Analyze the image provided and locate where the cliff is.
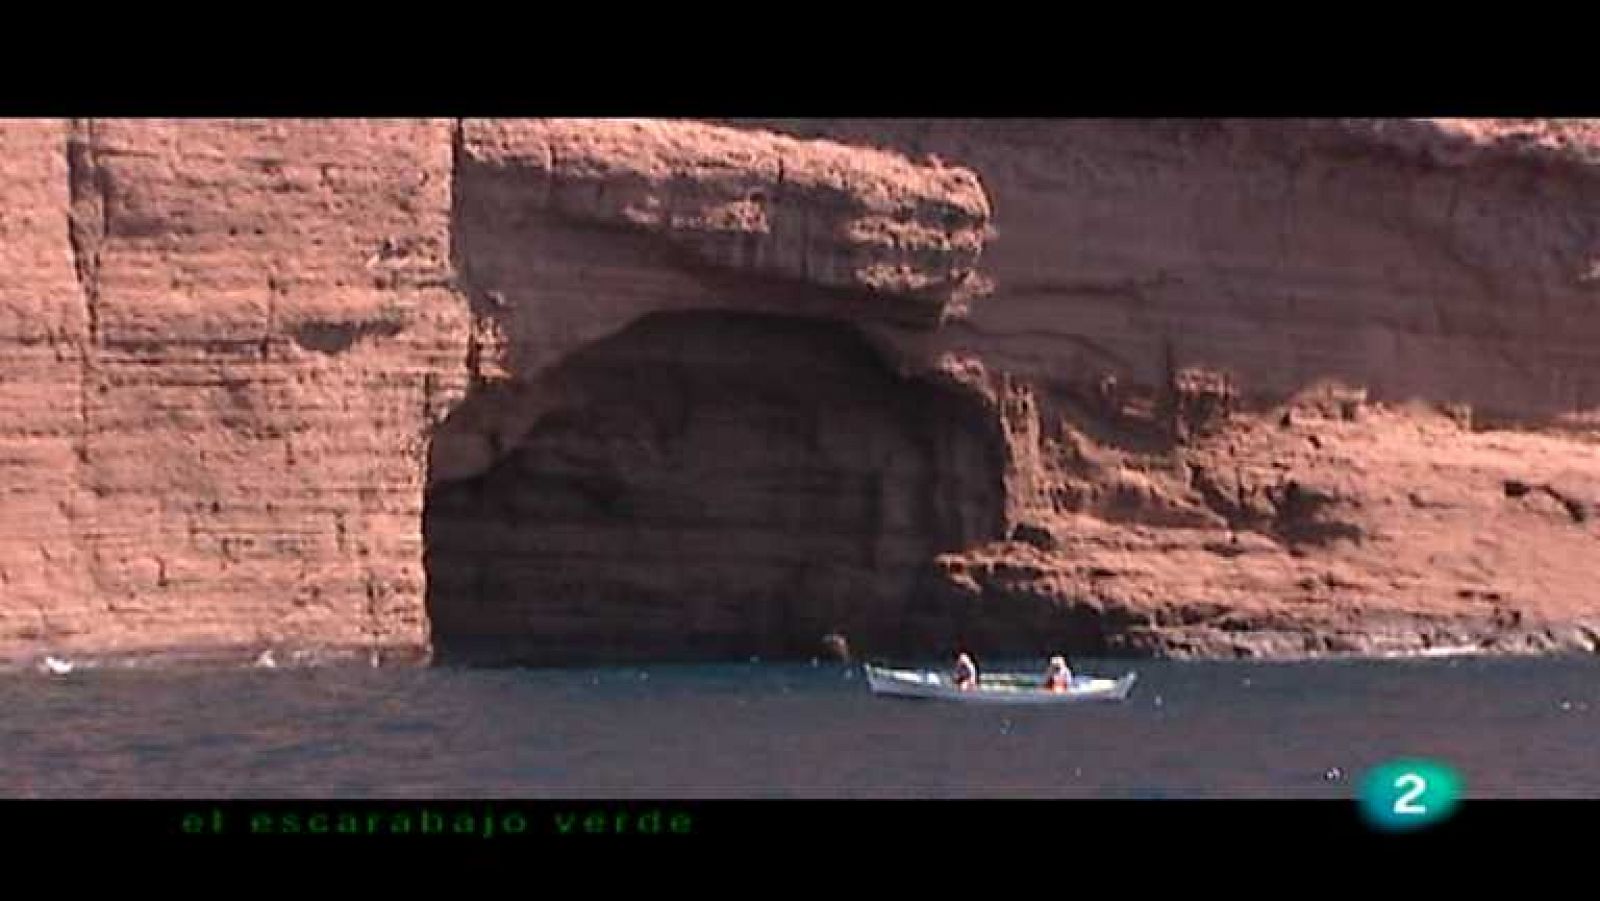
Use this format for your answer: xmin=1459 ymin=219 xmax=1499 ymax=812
xmin=1 ymin=117 xmax=1597 ymax=667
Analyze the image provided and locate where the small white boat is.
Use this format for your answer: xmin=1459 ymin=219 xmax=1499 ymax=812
xmin=39 ymin=656 xmax=75 ymax=676
xmin=865 ymin=664 xmax=1138 ymax=704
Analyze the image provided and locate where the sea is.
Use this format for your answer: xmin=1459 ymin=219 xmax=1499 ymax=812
xmin=3 ymin=656 xmax=1597 ymax=798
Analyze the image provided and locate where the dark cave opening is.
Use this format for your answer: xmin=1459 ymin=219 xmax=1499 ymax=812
xmin=423 ymin=311 xmax=1007 ymax=666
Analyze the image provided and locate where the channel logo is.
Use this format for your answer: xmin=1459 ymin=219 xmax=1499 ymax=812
xmin=1358 ymin=759 xmax=1463 ymax=832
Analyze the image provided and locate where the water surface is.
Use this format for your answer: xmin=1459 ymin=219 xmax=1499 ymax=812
xmin=3 ymin=657 xmax=1596 ymax=798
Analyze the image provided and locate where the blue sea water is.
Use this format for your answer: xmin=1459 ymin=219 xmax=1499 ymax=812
xmin=2 ymin=656 xmax=1597 ymax=798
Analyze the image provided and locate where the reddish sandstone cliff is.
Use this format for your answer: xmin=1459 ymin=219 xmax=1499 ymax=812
xmin=1 ymin=119 xmax=467 ymax=665
xmin=1 ymin=117 xmax=1597 ymax=667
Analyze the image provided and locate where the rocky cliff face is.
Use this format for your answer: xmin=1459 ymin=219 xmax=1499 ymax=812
xmin=2 ymin=118 xmax=1597 ymax=667
xmin=1 ymin=119 xmax=467 ymax=665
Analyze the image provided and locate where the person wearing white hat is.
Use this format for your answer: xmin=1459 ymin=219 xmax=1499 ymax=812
xmin=1043 ymin=655 xmax=1073 ymax=693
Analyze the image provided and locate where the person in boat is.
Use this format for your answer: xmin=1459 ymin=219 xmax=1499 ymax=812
xmin=952 ymin=652 xmax=978 ymax=690
xmin=1043 ymin=655 xmax=1073 ymax=693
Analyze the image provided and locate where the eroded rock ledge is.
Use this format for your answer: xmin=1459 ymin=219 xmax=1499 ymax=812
xmin=460 ymin=119 xmax=993 ymax=329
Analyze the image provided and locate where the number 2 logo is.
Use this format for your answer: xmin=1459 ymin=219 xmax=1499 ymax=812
xmin=1360 ymin=759 xmax=1461 ymax=832
xmin=1392 ymin=773 xmax=1428 ymax=815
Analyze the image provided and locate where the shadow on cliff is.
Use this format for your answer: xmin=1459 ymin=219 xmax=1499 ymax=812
xmin=422 ymin=310 xmax=1009 ymax=667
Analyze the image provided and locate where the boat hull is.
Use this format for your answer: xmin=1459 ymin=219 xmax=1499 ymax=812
xmin=865 ymin=665 xmax=1138 ymax=704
